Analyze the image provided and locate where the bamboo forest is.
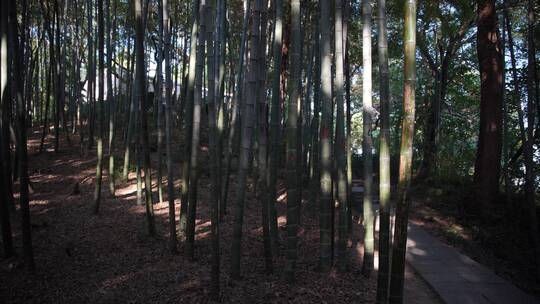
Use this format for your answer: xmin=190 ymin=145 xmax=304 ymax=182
xmin=2 ymin=0 xmax=540 ymax=303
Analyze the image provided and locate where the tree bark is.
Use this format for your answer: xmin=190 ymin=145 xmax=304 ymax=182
xmin=472 ymin=0 xmax=503 ymax=215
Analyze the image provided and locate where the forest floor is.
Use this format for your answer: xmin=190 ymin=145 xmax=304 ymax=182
xmin=0 ymin=128 xmax=440 ymax=304
xmin=410 ymin=183 xmax=540 ymax=299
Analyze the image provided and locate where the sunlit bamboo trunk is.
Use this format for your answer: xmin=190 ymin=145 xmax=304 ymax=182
xmin=92 ymin=0 xmax=105 ymax=214
xmin=376 ymin=0 xmax=391 ymax=302
xmin=334 ymin=0 xmax=348 ymax=272
xmin=318 ymin=0 xmax=333 ymax=273
xmin=284 ymin=0 xmax=301 ymax=283
xmin=389 ymin=1 xmax=416 ymax=302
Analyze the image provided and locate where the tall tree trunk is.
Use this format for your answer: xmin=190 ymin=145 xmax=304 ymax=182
xmin=0 ymin=0 xmax=14 ymax=257
xmin=221 ymin=0 xmax=250 ymax=218
xmin=257 ymin=0 xmax=272 ymax=273
xmin=334 ymin=0 xmax=348 ymax=272
xmin=309 ymin=19 xmax=320 ymax=210
xmin=230 ymin=0 xmax=262 ymax=279
xmin=525 ymin=0 xmax=540 ymax=277
xmin=107 ymin=0 xmax=116 ymax=196
xmin=135 ymin=0 xmax=155 ymax=235
xmin=389 ymin=0 xmax=416 ymax=302
xmin=39 ymin=2 xmax=55 ymax=153
xmin=9 ymin=0 xmax=34 ymax=270
xmin=86 ymin=0 xmax=95 ymax=151
xmin=59 ymin=0 xmax=70 ymax=147
xmin=53 ymin=1 xmax=61 ymax=152
xmin=39 ymin=56 xmax=51 ymax=153
xmin=268 ymin=0 xmax=282 ymax=257
xmin=162 ymin=0 xmax=177 ymax=255
xmin=376 ymin=0 xmax=391 ymax=301
xmin=179 ymin=0 xmax=199 ymax=240
xmin=318 ymin=0 xmax=333 ymax=273
xmin=204 ymin=0 xmax=221 ymax=297
xmin=361 ymin=0 xmax=374 ymax=276
xmin=344 ymin=0 xmax=353 ymax=245
xmin=472 ymin=0 xmax=503 ymax=215
xmin=284 ymin=0 xmax=301 ymax=283
xmin=215 ymin=0 xmax=226 ymax=215
xmin=156 ymin=7 xmax=164 ymax=204
xmin=122 ymin=63 xmax=137 ymax=181
xmin=185 ymin=0 xmax=206 ymax=258
xmin=93 ymin=0 xmax=105 ymax=214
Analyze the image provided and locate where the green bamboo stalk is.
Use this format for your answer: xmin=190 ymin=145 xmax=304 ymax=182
xmin=230 ymin=0 xmax=262 ymax=279
xmin=185 ymin=0 xmax=206 ymax=258
xmin=284 ymin=0 xmax=301 ymax=283
xmin=361 ymin=0 xmax=374 ymax=277
xmin=318 ymin=0 xmax=333 ymax=273
xmin=93 ymin=0 xmax=105 ymax=214
xmin=179 ymin=0 xmax=199 ymax=240
xmin=334 ymin=0 xmax=348 ymax=272
xmin=376 ymin=0 xmax=391 ymax=301
xmin=389 ymin=0 xmax=417 ymax=302
xmin=267 ymin=0 xmax=282 ymax=257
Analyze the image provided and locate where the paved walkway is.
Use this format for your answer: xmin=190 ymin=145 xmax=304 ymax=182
xmin=406 ymin=223 xmax=539 ymax=304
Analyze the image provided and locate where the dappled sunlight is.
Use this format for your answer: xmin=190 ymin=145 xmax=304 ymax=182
xmin=7 ymin=0 xmax=534 ymax=300
xmin=31 ymin=199 xmax=52 ymax=206
xmin=115 ymin=183 xmax=138 ymax=196
xmin=407 ymin=247 xmax=428 ymax=257
xmin=277 ymin=215 xmax=287 ymax=227
xmin=277 ymin=193 xmax=286 ymax=202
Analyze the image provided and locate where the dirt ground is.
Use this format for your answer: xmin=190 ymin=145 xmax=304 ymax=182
xmin=0 ymin=130 xmax=440 ymax=303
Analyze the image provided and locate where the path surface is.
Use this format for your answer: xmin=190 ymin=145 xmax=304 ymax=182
xmin=406 ymin=223 xmax=539 ymax=304
xmin=403 ymin=263 xmax=443 ymax=304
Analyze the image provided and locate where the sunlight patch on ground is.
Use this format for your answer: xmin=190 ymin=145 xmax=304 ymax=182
xmin=115 ymin=183 xmax=138 ymax=196
xmin=194 ymin=220 xmax=212 ymax=239
xmin=277 ymin=215 xmax=286 ymax=227
xmin=196 ymin=230 xmax=211 ymax=240
xmin=408 ymin=247 xmax=427 ymax=256
xmin=416 ymin=207 xmax=471 ymax=242
xmin=195 ymin=220 xmax=211 ymax=229
xmin=31 ymin=199 xmax=51 ymax=206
